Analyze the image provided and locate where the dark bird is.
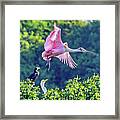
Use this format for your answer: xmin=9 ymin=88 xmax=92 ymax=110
xmin=27 ymin=66 xmax=40 ymax=82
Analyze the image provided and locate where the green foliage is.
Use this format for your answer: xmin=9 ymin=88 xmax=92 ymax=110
xmin=20 ymin=80 xmax=40 ymax=100
xmin=43 ymin=74 xmax=100 ymax=100
xmin=20 ymin=20 xmax=53 ymax=52
xmin=20 ymin=74 xmax=100 ymax=100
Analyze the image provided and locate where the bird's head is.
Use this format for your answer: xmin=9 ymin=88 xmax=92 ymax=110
xmin=77 ymin=47 xmax=87 ymax=52
xmin=78 ymin=47 xmax=97 ymax=55
xmin=41 ymin=79 xmax=48 ymax=84
xmin=64 ymin=42 xmax=68 ymax=48
xmin=34 ymin=66 xmax=40 ymax=72
xmin=40 ymin=79 xmax=48 ymax=87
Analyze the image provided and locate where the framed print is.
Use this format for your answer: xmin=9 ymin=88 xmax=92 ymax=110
xmin=0 ymin=0 xmax=120 ymax=119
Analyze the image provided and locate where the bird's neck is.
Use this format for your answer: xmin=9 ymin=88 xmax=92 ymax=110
xmin=65 ymin=47 xmax=82 ymax=53
xmin=40 ymin=82 xmax=44 ymax=89
xmin=40 ymin=82 xmax=47 ymax=94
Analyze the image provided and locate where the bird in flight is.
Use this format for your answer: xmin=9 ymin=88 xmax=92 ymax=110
xmin=42 ymin=23 xmax=96 ymax=70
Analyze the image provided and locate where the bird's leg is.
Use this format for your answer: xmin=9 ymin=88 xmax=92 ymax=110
xmin=48 ymin=60 xmax=51 ymax=71
xmin=45 ymin=60 xmax=49 ymax=66
xmin=45 ymin=58 xmax=51 ymax=71
xmin=45 ymin=58 xmax=50 ymax=66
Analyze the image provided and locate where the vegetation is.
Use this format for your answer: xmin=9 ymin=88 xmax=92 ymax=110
xmin=20 ymin=80 xmax=40 ymax=100
xmin=20 ymin=74 xmax=100 ymax=100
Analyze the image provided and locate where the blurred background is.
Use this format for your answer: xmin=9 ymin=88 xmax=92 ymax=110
xmin=20 ymin=20 xmax=100 ymax=89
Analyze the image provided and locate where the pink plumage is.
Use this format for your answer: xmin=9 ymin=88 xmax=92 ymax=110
xmin=44 ymin=25 xmax=64 ymax=51
xmin=42 ymin=24 xmax=78 ymax=69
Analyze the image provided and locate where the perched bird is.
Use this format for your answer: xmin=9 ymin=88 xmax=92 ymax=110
xmin=42 ymin=24 xmax=97 ymax=70
xmin=27 ymin=66 xmax=40 ymax=81
xmin=40 ymin=79 xmax=48 ymax=94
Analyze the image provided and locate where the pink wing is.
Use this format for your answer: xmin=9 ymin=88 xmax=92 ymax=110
xmin=55 ymin=52 xmax=77 ymax=69
xmin=44 ymin=25 xmax=64 ymax=51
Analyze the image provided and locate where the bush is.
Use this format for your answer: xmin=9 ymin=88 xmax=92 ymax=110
xmin=20 ymin=80 xmax=40 ymax=100
xmin=43 ymin=74 xmax=100 ymax=100
xmin=20 ymin=74 xmax=100 ymax=100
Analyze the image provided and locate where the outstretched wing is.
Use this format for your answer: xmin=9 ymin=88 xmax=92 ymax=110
xmin=55 ymin=52 xmax=77 ymax=69
xmin=44 ymin=25 xmax=64 ymax=51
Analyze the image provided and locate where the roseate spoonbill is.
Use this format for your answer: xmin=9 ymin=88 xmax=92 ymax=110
xmin=27 ymin=66 xmax=40 ymax=81
xmin=40 ymin=79 xmax=48 ymax=94
xmin=42 ymin=24 xmax=96 ymax=70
